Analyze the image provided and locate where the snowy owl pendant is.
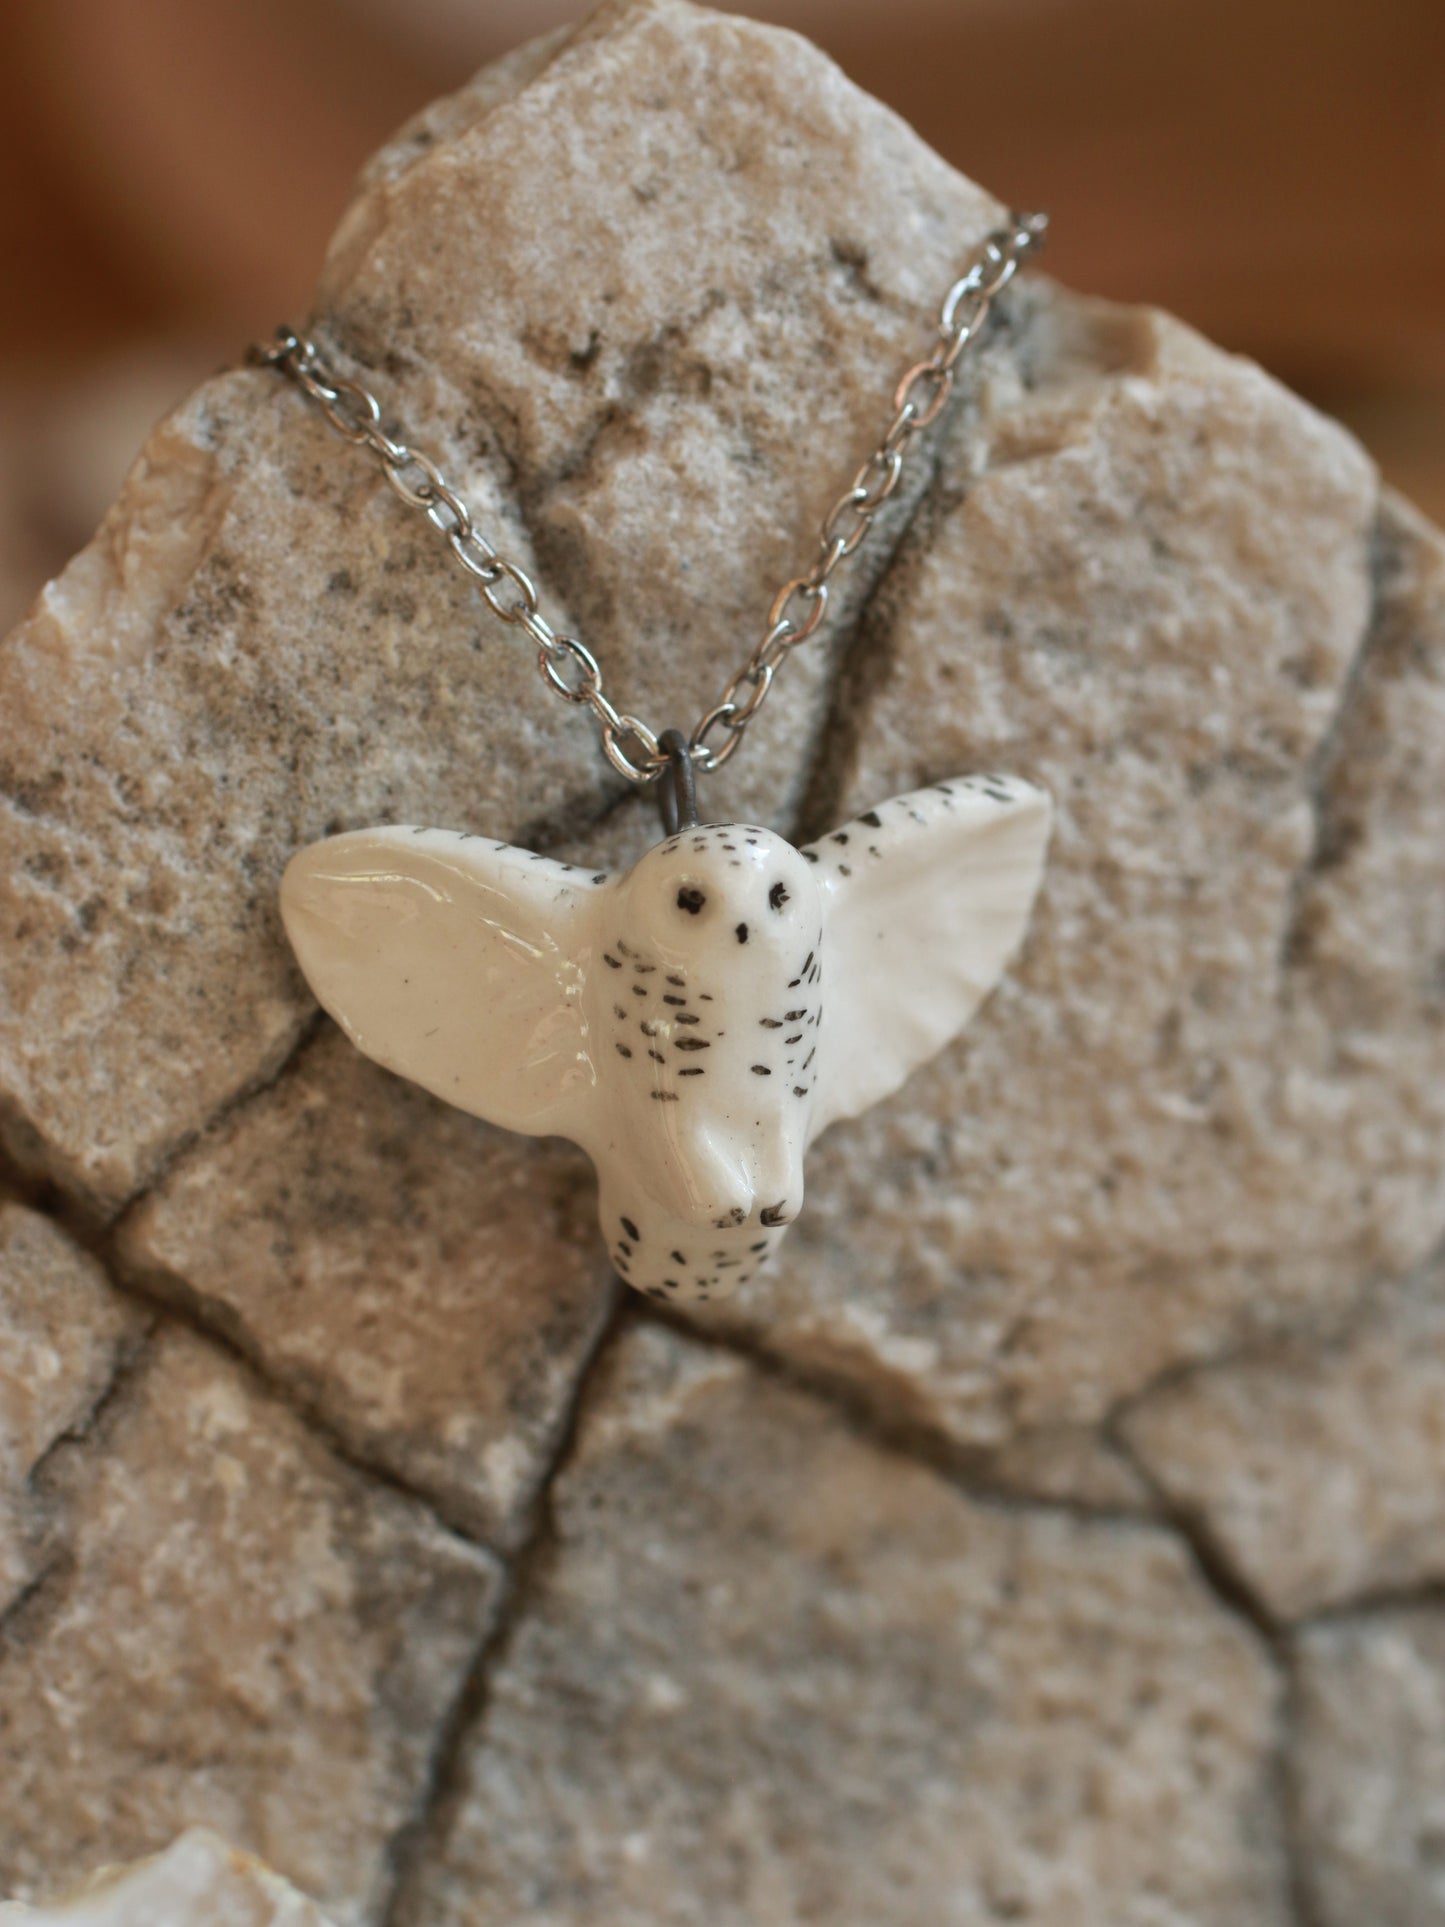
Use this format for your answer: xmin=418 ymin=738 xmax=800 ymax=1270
xmin=280 ymin=775 xmax=1051 ymax=1306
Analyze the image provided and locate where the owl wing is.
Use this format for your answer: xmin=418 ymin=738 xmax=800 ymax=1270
xmin=804 ymin=774 xmax=1051 ymax=1141
xmin=279 ymin=827 xmax=605 ymax=1141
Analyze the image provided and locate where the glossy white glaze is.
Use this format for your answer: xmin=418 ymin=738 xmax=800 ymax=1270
xmin=281 ymin=775 xmax=1051 ymax=1304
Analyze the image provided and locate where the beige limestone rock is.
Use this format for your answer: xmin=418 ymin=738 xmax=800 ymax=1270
xmin=399 ymin=1321 xmax=1289 ymax=1925
xmin=118 ymin=1027 xmax=613 ymax=1547
xmin=0 ymin=1325 xmax=501 ymax=1925
xmin=0 ymin=1827 xmax=337 ymax=1926
xmin=1121 ymin=1263 xmax=1445 ymax=1621
xmin=1293 ymin=1608 xmax=1445 ymax=1927
xmin=0 ymin=0 xmax=1001 ymax=1214
xmin=0 ymin=0 xmax=1443 ymax=1912
xmin=704 ymin=339 xmax=1445 ymax=1489
xmin=0 ymin=1206 xmax=143 ymax=1615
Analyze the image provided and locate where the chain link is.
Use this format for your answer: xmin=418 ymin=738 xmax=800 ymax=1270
xmin=250 ymin=210 xmax=1046 ymax=785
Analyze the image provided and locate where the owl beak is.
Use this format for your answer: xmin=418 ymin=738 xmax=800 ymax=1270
xmin=649 ymin=1122 xmax=803 ymax=1233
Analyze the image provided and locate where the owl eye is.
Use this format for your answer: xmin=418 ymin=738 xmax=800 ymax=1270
xmin=676 ymin=886 xmax=707 ymax=915
xmin=768 ymin=881 xmax=790 ymax=910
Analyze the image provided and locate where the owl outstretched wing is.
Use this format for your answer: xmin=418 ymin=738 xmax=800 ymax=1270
xmin=804 ymin=775 xmax=1051 ymax=1141
xmin=280 ymin=827 xmax=605 ymax=1141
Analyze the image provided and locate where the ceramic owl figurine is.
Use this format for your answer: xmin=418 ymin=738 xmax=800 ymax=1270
xmin=280 ymin=774 xmax=1051 ymax=1304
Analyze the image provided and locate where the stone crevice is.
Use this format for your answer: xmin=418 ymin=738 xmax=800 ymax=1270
xmin=378 ymin=1298 xmax=629 ymax=1927
xmin=1293 ymin=1579 xmax=1445 ymax=1631
xmin=640 ymin=1298 xmax=1161 ymax=1532
xmin=1277 ymin=1647 xmax=1334 ymax=1927
xmin=787 ymin=448 xmax=950 ymax=846
xmin=1108 ymin=1422 xmax=1322 ymax=1927
xmin=10 ymin=1119 xmax=570 ymax=1568
xmin=1106 ymin=1419 xmax=1283 ymax=1640
xmin=99 ymin=1251 xmax=522 ymax=1558
xmin=1276 ymin=492 xmax=1390 ymax=981
xmin=0 ymin=1322 xmax=156 ymax=1648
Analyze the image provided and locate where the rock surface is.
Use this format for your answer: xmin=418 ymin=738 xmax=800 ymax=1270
xmin=0 ymin=1206 xmax=143 ymax=1616
xmin=0 ymin=1327 xmax=500 ymax=1924
xmin=1122 ymin=1261 xmax=1445 ymax=1621
xmin=118 ymin=1028 xmax=613 ymax=1547
xmin=0 ymin=1828 xmax=338 ymax=1926
xmin=708 ymin=350 xmax=1445 ymax=1485
xmin=1294 ymin=1608 xmax=1445 ymax=1927
xmin=0 ymin=0 xmax=996 ymax=1217
xmin=0 ymin=0 xmax=1442 ymax=1913
xmin=399 ymin=1322 xmax=1289 ymax=1926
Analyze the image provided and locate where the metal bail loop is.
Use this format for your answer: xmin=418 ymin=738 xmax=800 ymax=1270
xmin=656 ymin=728 xmax=699 ymax=837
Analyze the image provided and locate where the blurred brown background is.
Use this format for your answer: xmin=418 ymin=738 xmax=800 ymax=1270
xmin=1 ymin=0 xmax=1441 ymax=634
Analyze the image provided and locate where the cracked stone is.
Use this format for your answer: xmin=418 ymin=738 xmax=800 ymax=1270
xmin=0 ymin=1205 xmax=143 ymax=1616
xmin=703 ymin=322 xmax=1445 ymax=1498
xmin=0 ymin=1325 xmax=501 ymax=1925
xmin=1294 ymin=1607 xmax=1445 ymax=1927
xmin=975 ymin=1419 xmax=1157 ymax=1516
xmin=0 ymin=0 xmax=1441 ymax=1905
xmin=1121 ymin=1261 xmax=1445 ymax=1622
xmin=399 ymin=1321 xmax=1290 ymax=1926
xmin=0 ymin=1827 xmax=339 ymax=1925
xmin=0 ymin=0 xmax=999 ymax=1213
xmin=119 ymin=1027 xmax=615 ymax=1547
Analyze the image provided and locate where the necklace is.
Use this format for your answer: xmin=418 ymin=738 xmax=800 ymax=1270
xmin=252 ymin=214 xmax=1052 ymax=1308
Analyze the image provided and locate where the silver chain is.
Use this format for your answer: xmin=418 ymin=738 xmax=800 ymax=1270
xmin=250 ymin=211 xmax=1046 ymax=785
